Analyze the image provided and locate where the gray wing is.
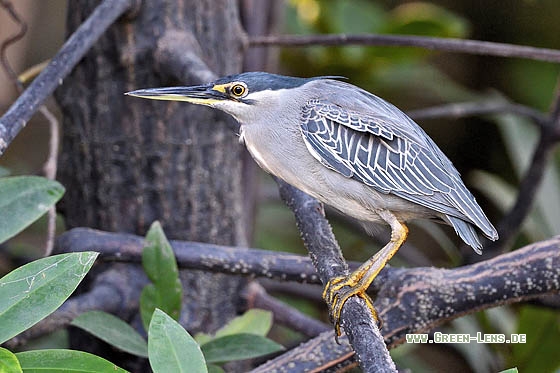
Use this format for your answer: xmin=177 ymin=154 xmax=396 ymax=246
xmin=299 ymin=99 xmax=498 ymax=243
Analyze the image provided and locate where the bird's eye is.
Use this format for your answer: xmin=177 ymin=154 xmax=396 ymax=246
xmin=230 ymin=83 xmax=247 ymax=97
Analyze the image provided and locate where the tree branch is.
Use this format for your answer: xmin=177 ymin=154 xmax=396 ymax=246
xmin=250 ymin=236 xmax=560 ymax=372
xmin=407 ymin=100 xmax=549 ymax=127
xmin=154 ymin=30 xmax=218 ymax=84
xmin=0 ymin=0 xmax=134 ymax=156
xmin=243 ymin=282 xmax=330 ymax=338
xmin=53 ymin=228 xmax=560 ymax=370
xmin=274 ymin=178 xmax=397 ymax=373
xmin=249 ymin=34 xmax=560 ymax=63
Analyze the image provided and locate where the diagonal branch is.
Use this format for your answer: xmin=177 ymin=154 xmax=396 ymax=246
xmin=274 ymin=178 xmax=397 ymax=372
xmin=249 ymin=34 xmax=560 ymax=63
xmin=0 ymin=0 xmax=134 ymax=156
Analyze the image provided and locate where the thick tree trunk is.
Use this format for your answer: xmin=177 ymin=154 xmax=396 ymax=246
xmin=55 ymin=0 xmax=248 ymax=362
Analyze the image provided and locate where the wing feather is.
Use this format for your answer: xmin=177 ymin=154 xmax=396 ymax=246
xmin=299 ymin=99 xmax=496 ymax=238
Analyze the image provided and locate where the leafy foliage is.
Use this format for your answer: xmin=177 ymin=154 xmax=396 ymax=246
xmin=15 ymin=349 xmax=128 ymax=372
xmin=0 ymin=252 xmax=98 ymax=343
xmin=140 ymin=221 xmax=183 ymax=330
xmin=0 ymin=176 xmax=64 ymax=244
xmin=148 ymin=309 xmax=207 ymax=373
xmin=71 ymin=311 xmax=149 ymax=357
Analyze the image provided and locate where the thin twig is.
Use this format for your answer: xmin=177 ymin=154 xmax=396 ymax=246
xmin=0 ymin=0 xmax=133 ymax=156
xmin=408 ymin=100 xmax=549 ymax=127
xmin=39 ymin=105 xmax=59 ymax=256
xmin=0 ymin=0 xmax=27 ymax=92
xmin=250 ymin=34 xmax=560 ymax=63
xmin=0 ymin=1 xmax=60 ymax=255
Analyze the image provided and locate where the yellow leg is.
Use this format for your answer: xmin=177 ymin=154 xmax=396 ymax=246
xmin=322 ymin=211 xmax=409 ymax=337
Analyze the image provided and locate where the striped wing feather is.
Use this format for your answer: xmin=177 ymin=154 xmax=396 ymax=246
xmin=299 ymin=99 xmax=498 ymax=244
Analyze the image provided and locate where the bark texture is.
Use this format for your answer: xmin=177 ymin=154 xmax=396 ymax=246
xmin=55 ymin=0 xmax=248 ymax=343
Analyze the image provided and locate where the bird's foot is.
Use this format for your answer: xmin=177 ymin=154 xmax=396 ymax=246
xmin=322 ymin=274 xmax=381 ymax=339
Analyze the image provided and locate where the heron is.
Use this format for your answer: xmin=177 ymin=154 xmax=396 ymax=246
xmin=126 ymin=72 xmax=498 ymax=336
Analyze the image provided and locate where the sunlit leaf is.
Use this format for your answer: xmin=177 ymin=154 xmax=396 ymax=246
xmin=148 ymin=309 xmax=207 ymax=373
xmin=71 ymin=311 xmax=148 ymax=357
xmin=0 ymin=176 xmax=64 ymax=244
xmin=15 ymin=349 xmax=127 ymax=372
xmin=201 ymin=334 xmax=284 ymax=363
xmin=0 ymin=252 xmax=98 ymax=343
xmin=0 ymin=347 xmax=22 ymax=373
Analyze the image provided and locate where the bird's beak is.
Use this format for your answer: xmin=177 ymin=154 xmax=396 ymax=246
xmin=125 ymin=84 xmax=228 ymax=106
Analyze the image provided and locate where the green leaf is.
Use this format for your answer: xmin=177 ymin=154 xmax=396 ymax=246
xmin=71 ymin=311 xmax=148 ymax=358
xmin=140 ymin=284 xmax=159 ymax=332
xmin=0 ymin=252 xmax=98 ymax=343
xmin=206 ymin=364 xmax=225 ymax=373
xmin=510 ymin=306 xmax=560 ymax=372
xmin=148 ymin=309 xmax=207 ymax=373
xmin=140 ymin=222 xmax=182 ymax=329
xmin=214 ymin=309 xmax=273 ymax=339
xmin=0 ymin=347 xmax=22 ymax=373
xmin=15 ymin=349 xmax=127 ymax=372
xmin=0 ymin=176 xmax=64 ymax=244
xmin=499 ymin=368 xmax=518 ymax=373
xmin=201 ymin=334 xmax=284 ymax=363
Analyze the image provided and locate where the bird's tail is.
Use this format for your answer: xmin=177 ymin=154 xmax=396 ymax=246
xmin=447 ymin=215 xmax=492 ymax=255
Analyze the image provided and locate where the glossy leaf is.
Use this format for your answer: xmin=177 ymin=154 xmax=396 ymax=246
xmin=71 ymin=310 xmax=148 ymax=357
xmin=15 ymin=349 xmax=127 ymax=372
xmin=0 ymin=176 xmax=64 ymax=244
xmin=0 ymin=347 xmax=22 ymax=373
xmin=148 ymin=309 xmax=207 ymax=373
xmin=0 ymin=252 xmax=98 ymax=343
xmin=140 ymin=222 xmax=182 ymax=330
xmin=201 ymin=333 xmax=284 ymax=363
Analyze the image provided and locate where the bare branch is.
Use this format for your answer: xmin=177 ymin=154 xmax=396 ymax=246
xmin=155 ymin=30 xmax=218 ymax=84
xmin=249 ymin=34 xmax=560 ymax=63
xmin=0 ymin=0 xmax=134 ymax=156
xmin=244 ymin=282 xmax=330 ymax=338
xmin=407 ymin=100 xmax=549 ymax=127
xmin=274 ymin=178 xmax=397 ymax=373
xmin=0 ymin=0 xmax=28 ymax=92
xmin=251 ymin=236 xmax=560 ymax=372
xmin=55 ymin=227 xmax=325 ymax=283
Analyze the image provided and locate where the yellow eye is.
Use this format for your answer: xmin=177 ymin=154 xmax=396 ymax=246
xmin=230 ymin=83 xmax=247 ymax=97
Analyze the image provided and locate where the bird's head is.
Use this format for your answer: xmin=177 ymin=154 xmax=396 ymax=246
xmin=126 ymin=72 xmax=341 ymax=122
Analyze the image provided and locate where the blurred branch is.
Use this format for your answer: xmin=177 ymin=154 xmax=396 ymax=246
xmin=0 ymin=1 xmax=60 ymax=255
xmin=485 ymin=75 xmax=560 ymax=253
xmin=243 ymin=282 xmax=330 ymax=338
xmin=155 ymin=30 xmax=218 ymax=84
xmin=250 ymin=331 xmax=357 ymax=373
xmin=250 ymin=34 xmax=560 ymax=63
xmin=408 ymin=100 xmax=549 ymax=128
xmin=0 ymin=0 xmax=27 ymax=92
xmin=0 ymin=0 xmax=134 ymax=156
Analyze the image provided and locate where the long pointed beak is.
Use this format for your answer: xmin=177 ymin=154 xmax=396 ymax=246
xmin=125 ymin=84 xmax=228 ymax=106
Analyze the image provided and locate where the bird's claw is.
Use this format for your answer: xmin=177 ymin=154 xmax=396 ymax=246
xmin=323 ymin=275 xmax=381 ymax=342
